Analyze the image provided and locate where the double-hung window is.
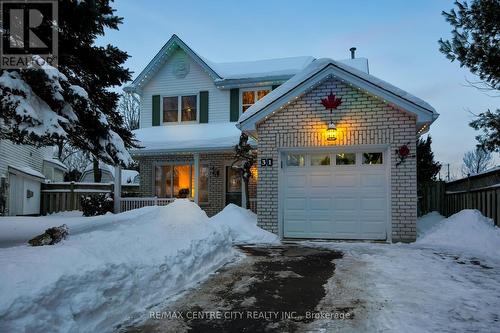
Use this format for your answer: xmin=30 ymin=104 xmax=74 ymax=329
xmin=241 ymin=88 xmax=271 ymax=113
xmin=162 ymin=95 xmax=197 ymax=123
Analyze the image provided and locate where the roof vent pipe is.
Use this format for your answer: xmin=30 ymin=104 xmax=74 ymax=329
xmin=350 ymin=47 xmax=356 ymax=59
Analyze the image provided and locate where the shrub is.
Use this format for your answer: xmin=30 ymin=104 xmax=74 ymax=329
xmin=80 ymin=193 xmax=114 ymax=217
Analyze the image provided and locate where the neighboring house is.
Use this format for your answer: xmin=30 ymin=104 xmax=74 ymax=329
xmin=126 ymin=34 xmax=438 ymax=242
xmin=80 ymin=163 xmax=140 ymax=186
xmin=0 ymin=141 xmax=67 ymax=216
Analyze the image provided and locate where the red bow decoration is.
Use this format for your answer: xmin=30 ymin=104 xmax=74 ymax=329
xmin=321 ymin=92 xmax=342 ymax=110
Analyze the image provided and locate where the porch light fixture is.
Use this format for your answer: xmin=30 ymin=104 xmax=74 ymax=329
xmin=326 ymin=121 xmax=337 ymax=141
xmin=321 ymin=92 xmax=343 ymax=142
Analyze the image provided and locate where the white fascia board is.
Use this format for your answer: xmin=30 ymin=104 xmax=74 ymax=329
xmin=126 ymin=35 xmax=221 ymax=94
xmin=214 ymin=75 xmax=291 ymax=89
xmin=129 ymin=146 xmax=235 ymax=156
xmin=239 ymin=64 xmax=438 ymax=131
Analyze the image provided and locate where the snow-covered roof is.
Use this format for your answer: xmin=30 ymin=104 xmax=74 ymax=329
xmin=206 ymin=56 xmax=315 ymax=80
xmin=124 ymin=35 xmax=377 ymax=93
xmin=43 ymin=158 xmax=68 ymax=171
xmin=82 ymin=163 xmax=139 ymax=185
xmin=8 ymin=165 xmax=45 ymax=180
xmin=238 ymin=58 xmax=438 ymax=131
xmin=125 ymin=35 xmax=316 ymax=92
xmin=131 ymin=123 xmax=243 ymax=155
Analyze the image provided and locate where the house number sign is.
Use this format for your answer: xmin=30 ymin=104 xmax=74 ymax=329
xmin=261 ymin=158 xmax=273 ymax=167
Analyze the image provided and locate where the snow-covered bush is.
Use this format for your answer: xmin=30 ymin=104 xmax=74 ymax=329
xmin=80 ymin=193 xmax=113 ymax=216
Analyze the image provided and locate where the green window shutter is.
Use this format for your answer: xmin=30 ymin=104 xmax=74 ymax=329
xmin=272 ymin=84 xmax=280 ymax=90
xmin=152 ymin=95 xmax=160 ymax=126
xmin=199 ymin=91 xmax=209 ymax=123
xmin=229 ymin=88 xmax=240 ymax=122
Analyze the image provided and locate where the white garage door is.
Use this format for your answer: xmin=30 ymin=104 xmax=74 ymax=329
xmin=282 ymin=150 xmax=388 ymax=240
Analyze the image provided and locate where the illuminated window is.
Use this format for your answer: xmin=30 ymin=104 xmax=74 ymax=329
xmin=241 ymin=88 xmax=271 ymax=113
xmin=181 ymin=95 xmax=197 ymax=121
xmin=162 ymin=95 xmax=197 ymax=123
xmin=155 ymin=164 xmax=208 ymax=201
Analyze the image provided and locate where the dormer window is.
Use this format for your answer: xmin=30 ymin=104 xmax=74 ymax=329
xmin=241 ymin=88 xmax=271 ymax=113
xmin=163 ymin=95 xmax=197 ymax=123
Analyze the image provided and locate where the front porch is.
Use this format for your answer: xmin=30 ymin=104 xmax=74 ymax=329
xmin=133 ymin=151 xmax=256 ymax=216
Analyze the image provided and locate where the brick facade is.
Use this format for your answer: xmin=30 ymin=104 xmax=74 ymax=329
xmin=256 ymin=77 xmax=417 ymax=242
xmin=136 ymin=151 xmax=256 ymax=217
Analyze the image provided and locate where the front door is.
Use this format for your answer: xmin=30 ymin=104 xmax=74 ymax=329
xmin=225 ymin=166 xmax=242 ymax=206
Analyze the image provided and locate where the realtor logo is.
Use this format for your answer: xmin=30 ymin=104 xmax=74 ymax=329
xmin=0 ymin=0 xmax=58 ymax=68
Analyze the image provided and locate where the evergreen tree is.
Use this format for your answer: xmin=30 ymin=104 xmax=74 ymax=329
xmin=470 ymin=108 xmax=500 ymax=152
xmin=438 ymin=0 xmax=500 ymax=90
xmin=439 ymin=0 xmax=500 ymax=152
xmin=0 ymin=0 xmax=137 ymax=166
xmin=417 ymin=136 xmax=442 ymax=183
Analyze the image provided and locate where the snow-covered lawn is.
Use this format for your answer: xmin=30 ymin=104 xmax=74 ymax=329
xmin=0 ymin=201 xmax=225 ymax=331
xmin=2 ymin=203 xmax=499 ymax=332
xmin=0 ymin=200 xmax=278 ymax=332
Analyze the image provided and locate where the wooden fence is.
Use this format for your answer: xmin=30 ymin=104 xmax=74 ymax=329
xmin=443 ymin=187 xmax=500 ymax=226
xmin=419 ymin=181 xmax=500 ymax=226
xmin=40 ymin=182 xmax=139 ymax=215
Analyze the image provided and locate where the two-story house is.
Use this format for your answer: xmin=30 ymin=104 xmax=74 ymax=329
xmin=126 ymin=35 xmax=438 ymax=242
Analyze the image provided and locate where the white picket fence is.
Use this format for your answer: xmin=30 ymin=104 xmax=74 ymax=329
xmin=120 ymin=197 xmax=175 ymax=213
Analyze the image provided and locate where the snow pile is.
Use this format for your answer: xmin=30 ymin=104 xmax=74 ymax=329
xmin=0 ymin=200 xmax=235 ymax=332
xmin=416 ymin=209 xmax=500 ymax=259
xmin=211 ymin=204 xmax=279 ymax=244
xmin=416 ymin=211 xmax=445 ymax=237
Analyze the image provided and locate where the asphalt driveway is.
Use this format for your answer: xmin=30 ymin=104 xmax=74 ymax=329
xmin=123 ymin=245 xmax=350 ymax=332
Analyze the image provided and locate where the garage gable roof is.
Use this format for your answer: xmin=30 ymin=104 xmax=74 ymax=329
xmin=237 ymin=58 xmax=439 ymax=132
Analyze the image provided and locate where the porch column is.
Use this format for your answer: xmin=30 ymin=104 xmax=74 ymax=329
xmin=194 ymin=153 xmax=199 ymax=204
xmin=114 ymin=165 xmax=121 ymax=213
xmin=241 ymin=176 xmax=247 ymax=209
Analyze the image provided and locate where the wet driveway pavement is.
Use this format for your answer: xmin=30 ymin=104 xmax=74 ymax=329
xmin=123 ymin=245 xmax=350 ymax=332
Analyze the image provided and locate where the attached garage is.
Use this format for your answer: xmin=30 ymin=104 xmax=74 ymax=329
xmin=281 ymin=148 xmax=389 ymax=240
xmin=237 ymin=58 xmax=439 ymax=242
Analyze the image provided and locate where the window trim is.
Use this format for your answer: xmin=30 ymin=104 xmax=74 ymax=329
xmin=240 ymin=86 xmax=272 ymax=115
xmin=161 ymin=93 xmax=199 ymax=124
xmin=153 ymin=161 xmax=209 ymax=203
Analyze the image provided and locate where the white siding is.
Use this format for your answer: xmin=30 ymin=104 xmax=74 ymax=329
xmin=139 ymin=49 xmax=230 ymax=128
xmin=0 ymin=140 xmax=49 ymax=178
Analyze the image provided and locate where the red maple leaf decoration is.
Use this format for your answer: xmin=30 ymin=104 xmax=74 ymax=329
xmin=321 ymin=92 xmax=342 ymax=110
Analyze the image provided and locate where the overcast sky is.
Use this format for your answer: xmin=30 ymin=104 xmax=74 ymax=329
xmin=100 ymin=0 xmax=499 ymax=179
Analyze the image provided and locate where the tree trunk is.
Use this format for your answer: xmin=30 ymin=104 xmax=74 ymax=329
xmin=57 ymin=140 xmax=64 ymax=160
xmin=93 ymin=157 xmax=102 ymax=183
